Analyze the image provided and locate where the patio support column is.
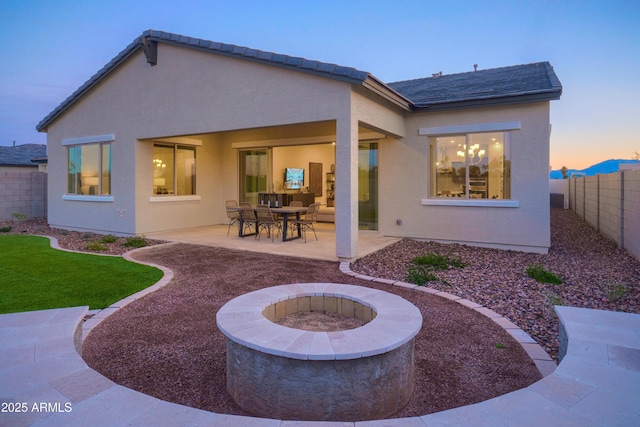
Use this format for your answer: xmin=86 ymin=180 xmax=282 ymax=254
xmin=335 ymin=114 xmax=358 ymax=259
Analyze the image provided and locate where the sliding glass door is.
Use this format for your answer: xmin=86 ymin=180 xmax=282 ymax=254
xmin=239 ymin=149 xmax=269 ymax=205
xmin=358 ymin=142 xmax=378 ymax=230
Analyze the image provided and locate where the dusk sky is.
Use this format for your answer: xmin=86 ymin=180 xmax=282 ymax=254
xmin=1 ymin=0 xmax=638 ymax=169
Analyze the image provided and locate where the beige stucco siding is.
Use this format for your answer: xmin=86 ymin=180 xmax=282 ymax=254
xmin=133 ymin=44 xmax=353 ymax=137
xmin=46 ymin=43 xmax=358 ymax=235
xmin=379 ymin=102 xmax=552 ymax=252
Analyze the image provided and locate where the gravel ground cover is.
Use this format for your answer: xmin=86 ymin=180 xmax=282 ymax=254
xmin=352 ymin=208 xmax=640 ymax=360
xmin=82 ymin=244 xmax=541 ymax=419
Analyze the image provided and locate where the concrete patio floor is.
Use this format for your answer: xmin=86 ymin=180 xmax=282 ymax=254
xmin=144 ymin=222 xmax=401 ymax=261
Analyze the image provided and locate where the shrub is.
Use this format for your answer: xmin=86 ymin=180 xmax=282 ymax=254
xmin=405 ymin=253 xmax=465 ymax=285
xmin=85 ymin=242 xmax=108 ymax=252
xmin=606 ymin=282 xmax=628 ymax=303
xmin=0 ymin=226 xmax=12 ymax=233
xmin=11 ymin=213 xmax=27 ymax=221
xmin=526 ymin=264 xmax=562 ymax=285
xmin=124 ymin=236 xmax=148 ymax=248
xmin=406 ymin=265 xmax=439 ymax=286
xmin=100 ymin=234 xmax=119 ymax=244
xmin=411 ymin=253 xmax=467 ymax=270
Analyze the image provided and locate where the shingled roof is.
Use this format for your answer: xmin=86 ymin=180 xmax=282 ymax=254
xmin=388 ymin=62 xmax=562 ymax=110
xmin=37 ymin=30 xmax=561 ymax=131
xmin=0 ymin=144 xmax=47 ymax=166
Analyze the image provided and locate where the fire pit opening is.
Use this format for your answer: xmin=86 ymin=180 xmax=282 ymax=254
xmin=265 ymin=294 xmax=374 ymax=331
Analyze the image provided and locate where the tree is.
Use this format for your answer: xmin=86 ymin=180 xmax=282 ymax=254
xmin=634 ymin=151 xmax=640 ymax=160
xmin=560 ymin=166 xmax=569 ymax=179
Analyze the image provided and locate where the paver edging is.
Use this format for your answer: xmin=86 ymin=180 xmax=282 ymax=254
xmin=339 ymin=261 xmax=556 ymax=376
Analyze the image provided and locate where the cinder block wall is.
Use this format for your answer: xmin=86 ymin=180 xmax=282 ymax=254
xmin=0 ymin=171 xmax=47 ymax=221
xmin=569 ymin=169 xmax=640 ymax=262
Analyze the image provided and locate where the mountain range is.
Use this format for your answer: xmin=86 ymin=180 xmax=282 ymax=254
xmin=550 ymin=159 xmax=640 ymax=179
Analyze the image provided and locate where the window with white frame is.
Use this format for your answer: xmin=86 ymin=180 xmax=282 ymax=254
xmin=153 ymin=144 xmax=196 ymax=195
xmin=430 ymin=131 xmax=510 ymax=199
xmin=67 ymin=142 xmax=111 ymax=195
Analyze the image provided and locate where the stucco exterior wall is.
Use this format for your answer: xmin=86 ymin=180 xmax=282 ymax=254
xmin=45 ymin=44 xmax=355 ymax=235
xmin=378 ymin=102 xmax=552 ymax=252
xmin=42 ymin=39 xmax=557 ymax=254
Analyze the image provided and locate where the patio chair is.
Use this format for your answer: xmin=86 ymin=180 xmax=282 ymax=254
xmin=286 ymin=200 xmax=304 ymax=234
xmin=225 ymin=200 xmax=241 ymax=235
xmin=255 ymin=204 xmax=283 ymax=241
xmin=293 ymin=203 xmax=319 ymax=243
xmin=239 ymin=202 xmax=258 ymax=237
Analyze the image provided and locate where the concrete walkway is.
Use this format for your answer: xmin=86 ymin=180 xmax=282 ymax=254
xmin=2 ymin=253 xmax=639 ymax=425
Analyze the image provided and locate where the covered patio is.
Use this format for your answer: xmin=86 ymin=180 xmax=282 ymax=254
xmin=144 ymin=222 xmax=400 ymax=261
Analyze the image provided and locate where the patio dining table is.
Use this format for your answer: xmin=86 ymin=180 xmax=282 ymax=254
xmin=233 ymin=205 xmax=308 ymax=241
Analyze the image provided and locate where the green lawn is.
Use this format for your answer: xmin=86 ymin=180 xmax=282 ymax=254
xmin=0 ymin=235 xmax=164 ymax=314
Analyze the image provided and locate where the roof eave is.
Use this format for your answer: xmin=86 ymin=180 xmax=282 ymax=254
xmin=362 ymin=76 xmax=413 ymax=111
xmin=413 ymin=90 xmax=562 ymax=112
xmin=36 ymin=39 xmax=142 ymax=132
xmin=145 ymin=32 xmax=369 ymax=86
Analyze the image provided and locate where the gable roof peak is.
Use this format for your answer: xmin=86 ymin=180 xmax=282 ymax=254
xmin=37 ymin=29 xmax=380 ymax=132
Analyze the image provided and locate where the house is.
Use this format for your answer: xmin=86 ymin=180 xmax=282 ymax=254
xmin=0 ymin=143 xmax=47 ymax=173
xmin=36 ymin=30 xmax=562 ymax=258
xmin=0 ymin=143 xmax=47 ymax=220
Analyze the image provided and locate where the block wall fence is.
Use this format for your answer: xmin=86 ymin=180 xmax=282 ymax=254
xmin=0 ymin=171 xmax=47 ymax=221
xmin=567 ymin=169 xmax=640 ymax=262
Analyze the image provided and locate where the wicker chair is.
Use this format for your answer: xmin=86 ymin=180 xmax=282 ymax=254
xmin=293 ymin=203 xmax=319 ymax=242
xmin=255 ymin=204 xmax=283 ymax=241
xmin=225 ymin=200 xmax=241 ymax=235
xmin=239 ymin=202 xmax=258 ymax=237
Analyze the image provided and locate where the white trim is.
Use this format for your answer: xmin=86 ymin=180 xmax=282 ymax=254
xmin=419 ymin=121 xmax=521 ymax=136
xmin=61 ymin=134 xmax=115 ymax=146
xmin=62 ymin=195 xmax=114 ymax=202
xmin=149 ymin=195 xmax=201 ymax=203
xmin=153 ymin=137 xmax=202 ymax=146
xmin=421 ymin=199 xmax=519 ymax=208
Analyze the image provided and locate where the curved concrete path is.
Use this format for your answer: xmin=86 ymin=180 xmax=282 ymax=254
xmin=2 ymin=243 xmax=639 ymax=426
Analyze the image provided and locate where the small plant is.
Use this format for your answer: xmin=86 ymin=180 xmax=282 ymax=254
xmin=548 ymin=294 xmax=564 ymax=307
xmin=0 ymin=226 xmax=12 ymax=233
xmin=606 ymin=282 xmax=628 ymax=303
xmin=85 ymin=242 xmax=108 ymax=251
xmin=412 ymin=253 xmax=467 ymax=269
xmin=495 ymin=343 xmax=505 ymax=349
xmin=82 ymin=232 xmax=95 ymax=239
xmin=11 ymin=213 xmax=27 ymax=221
xmin=526 ymin=264 xmax=562 ymax=285
xmin=124 ymin=236 xmax=148 ymax=248
xmin=405 ymin=253 xmax=466 ymax=285
xmin=406 ymin=265 xmax=439 ymax=286
xmin=100 ymin=234 xmax=119 ymax=244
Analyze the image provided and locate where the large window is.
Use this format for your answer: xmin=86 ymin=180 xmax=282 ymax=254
xmin=67 ymin=143 xmax=111 ymax=195
xmin=430 ymin=132 xmax=510 ymax=199
xmin=153 ymin=144 xmax=196 ymax=195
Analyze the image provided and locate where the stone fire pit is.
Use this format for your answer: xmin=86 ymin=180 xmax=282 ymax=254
xmin=216 ymin=283 xmax=423 ymax=421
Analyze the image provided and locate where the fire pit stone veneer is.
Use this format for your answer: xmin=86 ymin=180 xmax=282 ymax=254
xmin=216 ymin=283 xmax=423 ymax=422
